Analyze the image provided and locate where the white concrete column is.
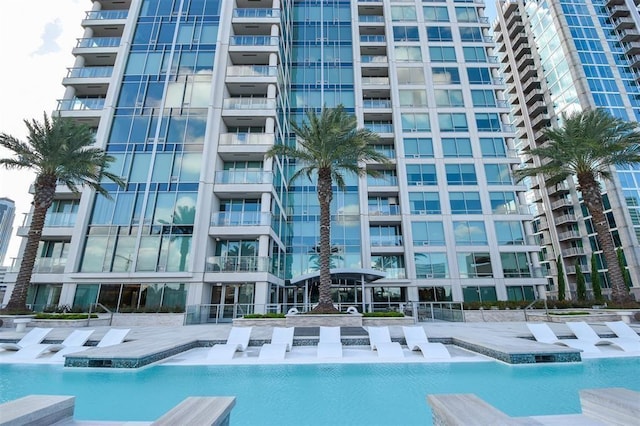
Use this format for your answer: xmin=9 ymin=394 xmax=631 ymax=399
xmin=254 ymin=282 xmax=269 ymax=313
xmin=266 ymin=117 xmax=275 ymax=133
xmin=270 ymin=24 xmax=279 ymax=37
xmin=269 ymin=53 xmax=278 ymax=67
xmin=267 ymin=84 xmax=277 ymax=99
xmin=58 ymin=283 xmax=77 ymax=306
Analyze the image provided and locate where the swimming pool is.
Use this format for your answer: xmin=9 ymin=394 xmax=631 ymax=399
xmin=1 ymin=358 xmax=639 ymax=425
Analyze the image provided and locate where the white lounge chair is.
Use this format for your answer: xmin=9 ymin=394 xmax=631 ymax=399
xmin=207 ymin=327 xmax=252 ymax=360
xmin=402 ymin=326 xmax=451 ymax=359
xmin=527 ymin=323 xmax=600 ymax=353
xmin=53 ymin=328 xmax=130 ymax=361
xmin=605 ymin=321 xmax=640 ymax=341
xmin=317 ymin=326 xmax=343 ymax=359
xmin=11 ymin=329 xmax=95 ymax=359
xmin=367 ymin=326 xmax=404 ymax=358
xmin=259 ymin=327 xmax=295 ymax=360
xmin=0 ymin=328 xmax=53 ymax=351
xmin=566 ymin=321 xmax=640 ymax=352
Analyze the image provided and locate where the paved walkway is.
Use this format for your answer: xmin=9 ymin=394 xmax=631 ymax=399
xmin=0 ymin=321 xmax=638 ymax=367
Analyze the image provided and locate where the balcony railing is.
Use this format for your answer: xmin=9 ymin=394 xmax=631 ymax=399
xmin=368 ymin=205 xmax=401 ymax=216
xmin=364 ymin=123 xmax=393 ymax=133
xmin=367 ymin=175 xmax=398 ymax=186
xmin=57 ymin=98 xmax=105 ymax=111
xmin=205 ymin=256 xmax=271 ymax=273
xmin=226 ymin=65 xmax=278 ymax=77
xmin=76 ymin=37 xmax=121 ymax=48
xmin=361 ymin=55 xmax=388 ymax=63
xmin=211 ymin=212 xmax=271 ymax=226
xmin=229 ymin=36 xmax=279 ymax=46
xmin=362 ymin=77 xmax=390 ymax=85
xmin=11 ymin=258 xmax=67 ymax=274
xmin=223 ymin=98 xmax=276 ymax=110
xmin=66 ymin=67 xmax=113 ymax=78
xmin=359 ymin=15 xmax=384 ymax=22
xmin=233 ymin=8 xmax=280 ymax=18
xmin=360 ymin=35 xmax=386 ymax=42
xmin=22 ymin=212 xmax=78 ymax=227
xmin=371 ymin=267 xmax=406 ymax=279
xmin=219 ymin=133 xmax=274 ymax=145
xmin=370 ymin=236 xmax=403 ymax=246
xmin=84 ymin=10 xmax=128 ymax=20
xmin=363 ymin=99 xmax=392 ymax=109
xmin=215 ymin=171 xmax=273 ymax=184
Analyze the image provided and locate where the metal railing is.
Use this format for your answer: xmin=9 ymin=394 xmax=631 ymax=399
xmin=88 ymin=303 xmax=114 ymax=326
xmin=185 ymin=301 xmax=465 ymax=324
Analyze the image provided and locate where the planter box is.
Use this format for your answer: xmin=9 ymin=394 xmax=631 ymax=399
xmin=111 ymin=313 xmax=186 ymax=327
xmin=31 ymin=318 xmax=111 ymax=328
xmin=362 ymin=317 xmax=415 ymax=326
xmin=285 ymin=314 xmax=363 ymax=327
xmin=232 ymin=318 xmax=287 ymax=327
xmin=0 ymin=315 xmax=36 ymax=329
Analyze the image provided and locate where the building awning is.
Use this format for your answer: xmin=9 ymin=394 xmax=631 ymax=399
xmin=289 ymin=268 xmax=385 ymax=286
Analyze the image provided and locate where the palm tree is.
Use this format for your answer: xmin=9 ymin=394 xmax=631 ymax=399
xmin=0 ymin=113 xmax=124 ymax=311
xmin=514 ymin=109 xmax=640 ymax=303
xmin=267 ymin=105 xmax=390 ymax=313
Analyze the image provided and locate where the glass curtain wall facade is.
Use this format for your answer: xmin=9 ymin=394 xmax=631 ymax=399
xmin=5 ymin=0 xmax=546 ymax=316
xmin=494 ymin=0 xmax=640 ymax=300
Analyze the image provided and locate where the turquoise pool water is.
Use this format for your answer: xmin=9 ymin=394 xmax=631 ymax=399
xmin=1 ymin=358 xmax=639 ymax=425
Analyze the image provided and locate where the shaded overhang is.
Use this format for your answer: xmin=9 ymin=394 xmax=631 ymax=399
xmin=289 ymin=268 xmax=385 ymax=286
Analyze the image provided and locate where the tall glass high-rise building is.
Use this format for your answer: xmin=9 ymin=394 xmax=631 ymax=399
xmin=6 ymin=0 xmax=545 ymax=318
xmin=0 ymin=197 xmax=15 ymax=266
xmin=494 ymin=0 xmax=640 ymax=300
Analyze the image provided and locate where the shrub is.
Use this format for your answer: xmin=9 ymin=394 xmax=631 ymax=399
xmin=243 ymin=313 xmax=286 ymax=319
xmin=34 ymin=313 xmax=98 ymax=320
xmin=362 ymin=311 xmax=404 ymax=317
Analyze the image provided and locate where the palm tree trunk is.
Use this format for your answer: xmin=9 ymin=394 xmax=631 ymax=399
xmin=5 ymin=175 xmax=57 ymax=311
xmin=579 ymin=177 xmax=631 ymax=303
xmin=313 ymin=167 xmax=338 ymax=313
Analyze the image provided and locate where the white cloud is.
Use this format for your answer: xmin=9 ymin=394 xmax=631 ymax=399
xmin=0 ymin=0 xmax=86 ymax=265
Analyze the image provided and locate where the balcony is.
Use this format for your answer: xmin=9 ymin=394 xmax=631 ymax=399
xmin=211 ymin=211 xmax=272 ymax=227
xmin=370 ymin=236 xmax=403 ymax=247
xmin=361 ymin=55 xmax=388 ymax=64
xmin=214 ymin=171 xmax=273 ymax=185
xmin=363 ymin=99 xmax=392 ymax=109
xmin=57 ymin=97 xmax=105 ymax=112
xmin=84 ymin=10 xmax=128 ymax=20
xmin=359 ymin=15 xmax=384 ymax=23
xmin=229 ymin=35 xmax=280 ymax=51
xmin=364 ymin=123 xmax=393 ymax=134
xmin=550 ymin=198 xmax=572 ymax=210
xmin=12 ymin=258 xmax=67 ymax=274
xmin=223 ymin=98 xmax=276 ymax=110
xmin=233 ymin=8 xmax=280 ymax=19
xmin=205 ymin=256 xmax=271 ymax=273
xmin=555 ymin=213 xmax=578 ymax=225
xmin=609 ymin=5 xmax=630 ymax=17
xmin=613 ymin=16 xmax=635 ymax=30
xmin=361 ymin=77 xmax=390 ymax=86
xmin=75 ymin=37 xmax=121 ymax=49
xmin=558 ymin=230 xmax=582 ymax=241
xmin=371 ymin=267 xmax=406 ymax=279
xmin=368 ymin=205 xmax=401 ymax=216
xmin=360 ymin=35 xmax=386 ymax=43
xmin=619 ymin=28 xmax=640 ymax=42
xmin=65 ymin=66 xmax=113 ymax=79
xmin=219 ymin=133 xmax=274 ymax=146
xmin=226 ymin=65 xmax=277 ymax=78
xmin=562 ymin=247 xmax=585 ymax=257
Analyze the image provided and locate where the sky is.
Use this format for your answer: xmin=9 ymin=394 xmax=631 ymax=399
xmin=0 ymin=0 xmax=86 ymax=265
xmin=0 ymin=0 xmax=499 ymax=266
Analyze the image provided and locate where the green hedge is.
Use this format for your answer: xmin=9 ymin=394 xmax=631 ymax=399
xmin=34 ymin=313 xmax=98 ymax=320
xmin=243 ymin=313 xmax=286 ymax=319
xmin=362 ymin=311 xmax=405 ymax=317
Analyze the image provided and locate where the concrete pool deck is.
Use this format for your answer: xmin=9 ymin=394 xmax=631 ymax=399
xmin=0 ymin=321 xmax=638 ymax=368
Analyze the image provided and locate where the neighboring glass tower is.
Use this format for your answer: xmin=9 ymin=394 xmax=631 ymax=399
xmin=494 ymin=0 xmax=640 ymax=300
xmin=7 ymin=0 xmax=544 ymax=318
xmin=0 ymin=197 xmax=15 ymax=265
